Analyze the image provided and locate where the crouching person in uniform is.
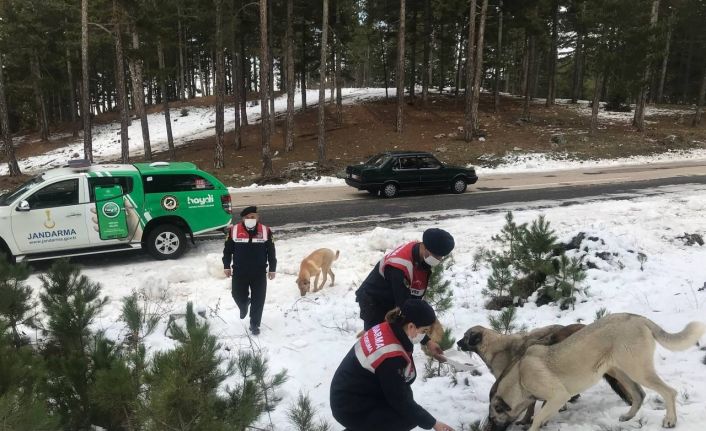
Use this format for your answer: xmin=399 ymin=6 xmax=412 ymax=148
xmin=330 ymin=299 xmax=455 ymax=431
xmin=222 ymin=206 xmax=277 ymax=335
xmin=355 ymin=228 xmax=455 ymax=361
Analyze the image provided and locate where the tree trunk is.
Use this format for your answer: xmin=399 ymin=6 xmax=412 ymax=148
xmin=381 ymin=31 xmax=388 ymax=99
xmin=464 ymin=0 xmax=477 ymax=142
xmin=268 ymin=0 xmax=275 ymax=131
xmin=232 ymin=0 xmax=243 ymax=149
xmin=239 ymin=12 xmax=249 ymax=125
xmin=128 ymin=22 xmax=151 ymax=160
xmin=590 ymin=70 xmax=602 ymax=136
xmin=301 ymin=19 xmax=307 ymax=110
xmin=681 ymin=37 xmax=693 ymax=103
xmin=546 ymin=0 xmax=558 ymax=106
xmin=470 ymin=0 xmax=488 ymax=134
xmin=30 ymin=55 xmax=49 ymax=141
xmin=335 ymin=0 xmax=343 ymax=125
xmin=214 ymin=0 xmax=225 ymax=168
xmin=177 ymin=7 xmax=186 ymax=101
xmin=113 ymin=0 xmax=129 ymax=163
xmin=396 ymin=0 xmax=406 ymax=133
xmin=285 ymin=0 xmax=295 ymax=151
xmin=409 ymin=7 xmax=417 ymax=99
xmin=571 ymin=31 xmax=583 ymax=103
xmin=693 ymin=66 xmax=706 ymax=126
xmin=521 ymin=34 xmax=534 ymax=120
xmin=657 ymin=9 xmax=674 ymax=103
xmin=0 ymin=55 xmax=21 ymax=176
xmin=493 ymin=0 xmax=503 ymax=112
xmin=439 ymin=23 xmax=445 ymax=94
xmin=66 ymin=45 xmax=79 ymax=138
xmin=421 ymin=0 xmax=430 ymax=105
xmin=158 ymin=39 xmax=175 ymax=160
xmin=454 ymin=27 xmax=463 ymax=98
xmin=260 ymin=0 xmax=273 ymax=177
xmin=81 ymin=0 xmax=92 ymax=161
xmin=318 ymin=0 xmax=329 ymax=164
xmin=633 ymin=0 xmax=660 ymax=132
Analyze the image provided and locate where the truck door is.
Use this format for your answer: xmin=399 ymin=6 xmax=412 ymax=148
xmin=11 ymin=178 xmax=90 ymax=253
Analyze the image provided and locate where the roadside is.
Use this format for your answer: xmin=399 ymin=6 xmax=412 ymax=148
xmin=3 ymin=89 xmax=706 ymax=192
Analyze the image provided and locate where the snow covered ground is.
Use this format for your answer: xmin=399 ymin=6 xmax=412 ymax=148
xmin=23 ymin=183 xmax=706 ymax=430
xmin=0 ymin=87 xmax=395 ymax=176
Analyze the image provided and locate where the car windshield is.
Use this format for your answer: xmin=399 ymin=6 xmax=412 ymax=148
xmin=0 ymin=175 xmax=45 ymax=206
xmin=364 ymin=154 xmax=390 ymax=168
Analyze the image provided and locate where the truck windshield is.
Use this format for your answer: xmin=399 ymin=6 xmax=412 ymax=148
xmin=364 ymin=154 xmax=390 ymax=168
xmin=0 ymin=176 xmax=45 ymax=206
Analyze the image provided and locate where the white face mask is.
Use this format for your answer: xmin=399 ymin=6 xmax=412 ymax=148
xmin=243 ymin=218 xmax=257 ymax=229
xmin=424 ymin=254 xmax=441 ymax=267
xmin=411 ymin=332 xmax=426 ymax=344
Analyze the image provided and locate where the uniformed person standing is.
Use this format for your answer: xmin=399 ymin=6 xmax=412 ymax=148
xmin=223 ymin=206 xmax=277 ymax=335
xmin=355 ymin=228 xmax=455 ymax=361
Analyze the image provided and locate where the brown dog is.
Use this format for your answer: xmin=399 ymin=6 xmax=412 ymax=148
xmin=457 ymin=323 xmax=635 ymax=425
xmin=296 ymin=248 xmax=339 ymax=296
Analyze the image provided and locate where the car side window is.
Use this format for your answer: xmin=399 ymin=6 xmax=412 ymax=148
xmin=88 ymin=177 xmax=134 ymax=202
xmin=394 ymin=157 xmax=419 ymax=170
xmin=142 ymin=174 xmax=215 ymax=193
xmin=418 ymin=156 xmax=442 ymax=169
xmin=25 ymin=179 xmax=79 ymax=210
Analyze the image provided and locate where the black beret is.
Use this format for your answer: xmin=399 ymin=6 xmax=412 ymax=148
xmin=401 ymin=299 xmax=436 ymax=327
xmin=240 ymin=206 xmax=258 ymax=217
xmin=422 ymin=228 xmax=455 ymax=256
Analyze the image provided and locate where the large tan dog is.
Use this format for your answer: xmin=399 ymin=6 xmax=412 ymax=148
xmin=296 ymin=248 xmax=339 ymax=296
xmin=457 ymin=323 xmax=634 ymax=424
xmin=484 ymin=313 xmax=706 ymax=431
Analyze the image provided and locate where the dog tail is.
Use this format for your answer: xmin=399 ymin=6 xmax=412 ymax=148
xmin=645 ymin=319 xmax=706 ymax=351
xmin=334 ymin=250 xmax=340 ymax=260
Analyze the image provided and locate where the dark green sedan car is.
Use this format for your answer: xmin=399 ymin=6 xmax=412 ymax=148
xmin=345 ymin=151 xmax=478 ymax=198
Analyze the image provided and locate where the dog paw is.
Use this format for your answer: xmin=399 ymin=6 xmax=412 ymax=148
xmin=662 ymin=416 xmax=677 ymax=428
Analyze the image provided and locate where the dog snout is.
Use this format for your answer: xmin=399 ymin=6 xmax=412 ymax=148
xmin=457 ymin=338 xmax=469 ymax=351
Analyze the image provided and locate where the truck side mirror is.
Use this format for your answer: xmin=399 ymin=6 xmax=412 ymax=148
xmin=16 ymin=200 xmax=30 ymax=212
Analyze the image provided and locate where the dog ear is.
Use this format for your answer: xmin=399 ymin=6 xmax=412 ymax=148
xmin=468 ymin=330 xmax=483 ymax=346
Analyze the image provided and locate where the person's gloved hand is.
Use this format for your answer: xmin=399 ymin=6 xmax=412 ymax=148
xmin=425 ymin=340 xmax=447 ymax=362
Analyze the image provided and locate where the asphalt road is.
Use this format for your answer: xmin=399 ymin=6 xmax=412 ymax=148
xmin=230 ymin=161 xmax=706 ymax=235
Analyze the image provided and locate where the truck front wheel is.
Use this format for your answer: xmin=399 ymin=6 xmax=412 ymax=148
xmin=146 ymin=224 xmax=187 ymax=260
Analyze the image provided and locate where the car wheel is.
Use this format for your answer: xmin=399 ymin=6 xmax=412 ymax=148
xmin=451 ymin=178 xmax=467 ymax=194
xmin=147 ymin=224 xmax=187 ymax=260
xmin=382 ymin=182 xmax=399 ymax=198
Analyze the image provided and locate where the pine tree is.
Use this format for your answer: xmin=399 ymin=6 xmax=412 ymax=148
xmin=488 ymin=306 xmax=518 ymax=334
xmin=39 ymin=259 xmax=108 ymax=430
xmin=0 ymin=257 xmax=34 ymax=348
xmin=0 ymin=324 xmax=57 ymax=431
xmin=286 ymin=391 xmax=331 ymax=431
xmin=425 ymin=255 xmax=454 ymax=314
xmin=545 ymin=255 xmax=587 ymax=310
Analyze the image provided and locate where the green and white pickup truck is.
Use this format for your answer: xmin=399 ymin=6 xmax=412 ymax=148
xmin=0 ymin=161 xmax=232 ymax=262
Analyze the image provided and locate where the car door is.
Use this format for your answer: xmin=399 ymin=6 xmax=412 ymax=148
xmin=391 ymin=156 xmax=421 ymax=189
xmin=417 ymin=155 xmax=447 ymax=189
xmin=11 ymin=178 xmax=90 ymax=253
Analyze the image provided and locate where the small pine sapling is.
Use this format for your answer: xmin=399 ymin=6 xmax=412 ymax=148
xmin=286 ymin=391 xmax=331 ymax=431
xmin=488 ymin=306 xmax=519 ymax=334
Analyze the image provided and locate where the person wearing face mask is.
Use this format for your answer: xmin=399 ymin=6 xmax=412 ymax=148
xmin=330 ymin=299 xmax=456 ymax=431
xmin=354 ymin=228 xmax=454 ymax=361
xmin=222 ymin=206 xmax=277 ymax=335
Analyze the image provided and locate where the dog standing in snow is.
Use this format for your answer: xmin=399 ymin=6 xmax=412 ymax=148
xmin=296 ymin=248 xmax=339 ymax=296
